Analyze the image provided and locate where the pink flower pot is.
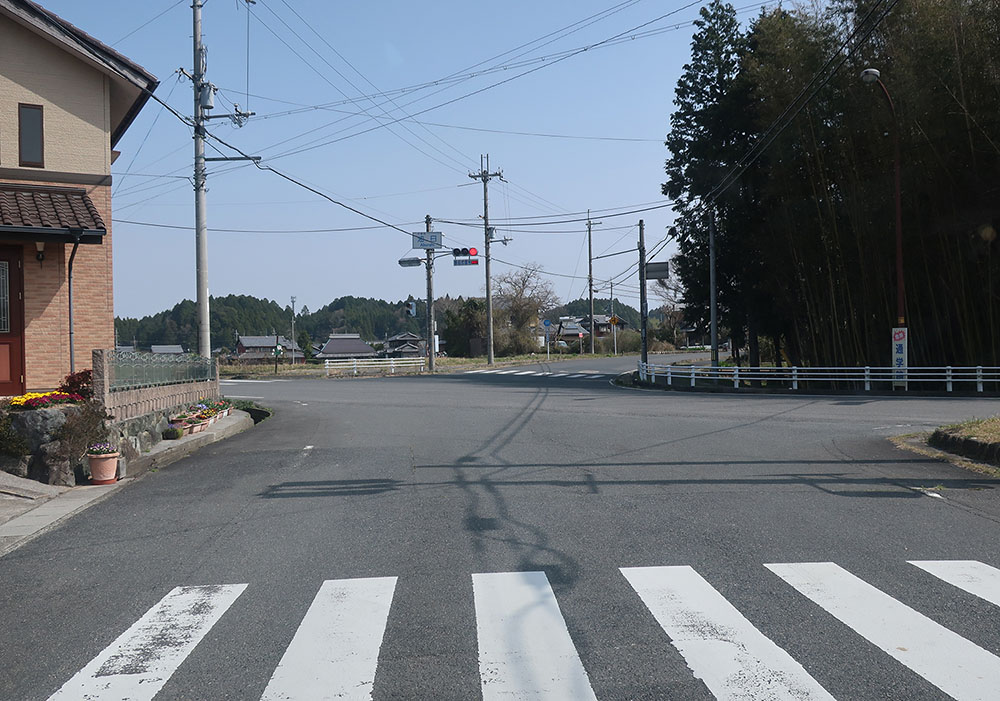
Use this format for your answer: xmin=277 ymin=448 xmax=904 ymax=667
xmin=88 ymin=453 xmax=119 ymax=485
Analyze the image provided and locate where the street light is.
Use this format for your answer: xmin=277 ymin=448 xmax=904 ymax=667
xmin=860 ymin=67 xmax=905 ymax=327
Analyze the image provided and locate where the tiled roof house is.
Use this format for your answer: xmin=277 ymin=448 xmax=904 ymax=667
xmin=0 ymin=0 xmax=158 ymax=393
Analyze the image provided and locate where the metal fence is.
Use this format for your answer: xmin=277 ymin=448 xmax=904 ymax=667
xmin=109 ymin=350 xmax=216 ymax=391
xmin=638 ymin=362 xmax=1000 ymax=393
xmin=325 ymin=357 xmax=425 ymax=376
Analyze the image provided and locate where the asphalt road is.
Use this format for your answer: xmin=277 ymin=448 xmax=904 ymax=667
xmin=3 ymin=358 xmax=1000 ymax=700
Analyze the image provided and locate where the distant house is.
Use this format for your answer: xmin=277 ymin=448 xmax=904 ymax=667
xmin=314 ymin=334 xmax=376 ymax=360
xmin=150 ymin=344 xmax=184 ymax=355
xmin=384 ymin=332 xmax=424 ymax=358
xmin=555 ymin=318 xmax=589 ymax=342
xmin=235 ymin=335 xmax=303 ymax=363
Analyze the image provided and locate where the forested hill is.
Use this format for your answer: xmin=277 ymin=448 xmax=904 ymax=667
xmin=115 ymin=294 xmax=422 ymax=352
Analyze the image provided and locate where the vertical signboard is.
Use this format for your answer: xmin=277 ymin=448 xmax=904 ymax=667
xmin=892 ymin=327 xmax=908 ymax=388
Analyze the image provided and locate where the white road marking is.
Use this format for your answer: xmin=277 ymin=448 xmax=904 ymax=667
xmin=622 ymin=566 xmax=834 ymax=700
xmin=465 ymin=369 xmax=488 ymax=374
xmin=587 ymin=374 xmax=607 ymax=379
xmin=49 ymin=584 xmax=247 ymax=701
xmin=767 ymin=562 xmax=1000 ymax=701
xmin=473 ymin=571 xmax=597 ymax=700
xmin=261 ymin=577 xmax=397 ymax=701
xmin=535 ymin=372 xmax=552 ymax=376
xmin=303 ymin=445 xmax=314 ymax=451
xmin=496 ymin=370 xmax=520 ymax=375
xmin=550 ymin=373 xmax=569 ymax=378
xmin=909 ymin=560 xmax=1000 ymax=607
xmin=516 ymin=371 xmax=537 ymax=375
xmin=565 ymin=374 xmax=587 ymax=378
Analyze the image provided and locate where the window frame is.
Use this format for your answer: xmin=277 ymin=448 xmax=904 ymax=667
xmin=18 ymin=103 xmax=44 ymax=168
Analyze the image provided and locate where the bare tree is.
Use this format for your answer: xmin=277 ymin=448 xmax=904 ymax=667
xmin=493 ymin=264 xmax=560 ymax=354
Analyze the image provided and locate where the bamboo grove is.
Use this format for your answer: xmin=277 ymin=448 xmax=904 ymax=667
xmin=664 ymin=0 xmax=1000 ymax=367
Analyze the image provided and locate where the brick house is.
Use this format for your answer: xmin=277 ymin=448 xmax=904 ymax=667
xmin=0 ymin=0 xmax=157 ymax=394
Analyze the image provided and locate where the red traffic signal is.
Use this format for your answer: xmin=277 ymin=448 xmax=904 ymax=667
xmin=468 ymin=247 xmax=478 ymax=256
xmin=452 ymin=247 xmax=479 ymax=257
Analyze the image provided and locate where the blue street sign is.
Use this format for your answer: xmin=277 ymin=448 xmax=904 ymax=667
xmin=543 ymin=319 xmax=552 ymax=327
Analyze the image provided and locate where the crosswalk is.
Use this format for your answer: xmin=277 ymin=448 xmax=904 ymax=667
xmin=47 ymin=560 xmax=1000 ymax=700
xmin=465 ymin=369 xmax=609 ymax=380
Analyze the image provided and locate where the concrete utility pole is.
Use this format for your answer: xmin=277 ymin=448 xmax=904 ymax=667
xmin=290 ymin=296 xmax=296 ymax=365
xmin=709 ymin=210 xmax=719 ymax=368
xmin=186 ymin=0 xmax=256 ymax=358
xmin=587 ymin=211 xmax=601 ymax=354
xmin=425 ymin=214 xmax=435 ymax=372
xmin=469 ymin=155 xmax=502 ymax=365
xmin=638 ymin=219 xmax=648 ymax=366
xmin=192 ymin=0 xmax=209 ymax=358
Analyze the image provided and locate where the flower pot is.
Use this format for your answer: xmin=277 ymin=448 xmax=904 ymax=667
xmin=88 ymin=453 xmax=119 ymax=485
xmin=191 ymin=421 xmax=207 ymax=433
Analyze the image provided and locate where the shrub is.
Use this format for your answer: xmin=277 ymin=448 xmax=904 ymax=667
xmin=162 ymin=426 xmax=184 ymax=440
xmin=58 ymin=369 xmax=93 ymax=399
xmin=54 ymin=400 xmax=113 ymax=465
xmin=0 ymin=412 xmax=28 ymax=457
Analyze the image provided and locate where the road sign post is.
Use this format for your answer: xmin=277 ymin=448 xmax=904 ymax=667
xmin=543 ymin=319 xmax=551 ymax=361
xmin=892 ymin=327 xmax=908 ymax=389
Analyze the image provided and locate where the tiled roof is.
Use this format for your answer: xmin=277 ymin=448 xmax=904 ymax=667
xmin=316 ymin=335 xmax=377 ymax=359
xmin=151 ymin=345 xmax=184 ymax=354
xmin=238 ymin=335 xmax=300 ymax=351
xmin=0 ymin=185 xmax=105 ymax=231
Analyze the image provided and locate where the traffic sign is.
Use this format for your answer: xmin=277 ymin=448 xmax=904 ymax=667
xmin=412 ymin=231 xmax=443 ymax=249
xmin=609 ymin=315 xmax=620 ymax=326
xmin=543 ymin=319 xmax=551 ymax=327
xmin=645 ymin=261 xmax=670 ymax=280
xmin=453 ymin=258 xmax=479 ymax=266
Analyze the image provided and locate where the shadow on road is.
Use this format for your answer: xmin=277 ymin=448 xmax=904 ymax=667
xmin=258 ymin=479 xmax=401 ymax=498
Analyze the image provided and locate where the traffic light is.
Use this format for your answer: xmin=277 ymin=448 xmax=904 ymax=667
xmin=452 ymin=247 xmax=479 ymax=266
xmin=406 ymin=301 xmax=417 ymax=317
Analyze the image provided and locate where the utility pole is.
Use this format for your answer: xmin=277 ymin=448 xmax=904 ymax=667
xmin=184 ymin=1 xmax=256 ymax=358
xmin=610 ymin=279 xmax=617 ymax=356
xmin=639 ymin=219 xmax=648 ymax=366
xmin=587 ymin=211 xmax=601 ymax=354
xmin=192 ymin=0 xmax=209 ymax=358
xmin=709 ymin=210 xmax=719 ymax=368
xmin=425 ymin=214 xmax=435 ymax=372
xmin=469 ymin=155 xmax=502 ymax=365
xmin=290 ymin=296 xmax=296 ymax=365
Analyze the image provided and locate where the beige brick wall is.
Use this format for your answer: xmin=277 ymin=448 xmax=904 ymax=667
xmin=0 ymin=19 xmax=110 ymax=173
xmin=11 ymin=179 xmax=113 ymax=391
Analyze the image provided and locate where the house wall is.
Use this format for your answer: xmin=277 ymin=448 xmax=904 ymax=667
xmin=0 ymin=19 xmax=115 ymax=391
xmin=0 ymin=18 xmax=111 ymax=174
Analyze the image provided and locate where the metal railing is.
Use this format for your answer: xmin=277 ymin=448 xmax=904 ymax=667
xmin=638 ymin=362 xmax=1000 ymax=393
xmin=109 ymin=350 xmax=216 ymax=391
xmin=325 ymin=357 xmax=426 ymax=376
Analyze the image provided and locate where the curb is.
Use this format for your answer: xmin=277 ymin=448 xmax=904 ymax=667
xmin=0 ymin=410 xmax=255 ymax=559
xmin=928 ymin=429 xmax=1000 ymax=467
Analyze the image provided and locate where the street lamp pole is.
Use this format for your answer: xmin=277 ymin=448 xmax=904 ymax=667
xmin=861 ymin=68 xmax=905 ymax=327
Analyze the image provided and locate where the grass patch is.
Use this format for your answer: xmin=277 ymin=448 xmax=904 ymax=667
xmin=940 ymin=415 xmax=1000 ymax=442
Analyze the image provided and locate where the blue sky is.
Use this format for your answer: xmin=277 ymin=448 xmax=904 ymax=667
xmin=42 ymin=1 xmax=768 ymax=318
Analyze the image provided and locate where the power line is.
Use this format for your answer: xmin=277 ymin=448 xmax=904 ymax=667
xmin=110 ymin=0 xmax=186 ymax=46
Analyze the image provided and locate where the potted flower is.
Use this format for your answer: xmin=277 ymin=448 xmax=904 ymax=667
xmin=86 ymin=442 xmax=120 ymax=484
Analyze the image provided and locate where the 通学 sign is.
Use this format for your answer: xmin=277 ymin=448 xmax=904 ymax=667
xmin=892 ymin=327 xmax=908 ymax=387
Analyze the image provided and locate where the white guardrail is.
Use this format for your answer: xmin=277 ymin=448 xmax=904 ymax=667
xmin=638 ymin=362 xmax=1000 ymax=392
xmin=325 ymin=357 xmax=426 ymax=376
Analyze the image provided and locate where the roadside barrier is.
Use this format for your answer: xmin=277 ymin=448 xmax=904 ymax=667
xmin=325 ymin=358 xmax=426 ymax=376
xmin=637 ymin=362 xmax=1000 ymax=393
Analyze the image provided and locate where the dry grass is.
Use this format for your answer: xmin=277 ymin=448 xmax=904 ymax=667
xmin=941 ymin=416 xmax=1000 ymax=443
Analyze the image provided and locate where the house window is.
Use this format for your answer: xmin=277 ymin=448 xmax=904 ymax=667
xmin=18 ymin=104 xmax=44 ymax=168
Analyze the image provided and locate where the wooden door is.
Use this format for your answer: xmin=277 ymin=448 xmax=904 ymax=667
xmin=0 ymin=246 xmax=25 ymax=396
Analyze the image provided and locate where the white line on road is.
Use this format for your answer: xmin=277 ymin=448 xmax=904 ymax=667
xmin=587 ymin=374 xmax=606 ymax=379
xmin=303 ymin=445 xmax=314 ymax=451
xmin=261 ymin=577 xmax=397 ymax=701
xmin=909 ymin=560 xmax=1000 ymax=607
xmin=473 ymin=571 xmax=597 ymax=701
xmin=515 ymin=371 xmax=537 ymax=375
xmin=550 ymin=373 xmax=569 ymax=378
xmin=565 ymin=374 xmax=587 ymax=378
xmin=767 ymin=561 xmax=1000 ymax=701
xmin=496 ymin=370 xmax=520 ymax=375
xmin=621 ymin=566 xmax=834 ymax=700
xmin=49 ymin=584 xmax=247 ymax=701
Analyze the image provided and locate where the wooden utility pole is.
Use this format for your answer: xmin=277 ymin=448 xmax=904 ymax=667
xmin=469 ymin=155 xmax=502 ymax=364
xmin=425 ymin=214 xmax=435 ymax=372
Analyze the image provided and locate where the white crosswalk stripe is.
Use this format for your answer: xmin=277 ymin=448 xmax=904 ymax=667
xmin=48 ymin=561 xmax=1000 ymax=700
xmin=261 ymin=577 xmax=397 ymax=700
xmin=622 ymin=566 xmax=834 ymax=700
xmin=767 ymin=561 xmax=1000 ymax=701
xmin=473 ymin=571 xmax=597 ymax=700
xmin=909 ymin=560 xmax=1000 ymax=607
xmin=49 ymin=584 xmax=247 ymax=701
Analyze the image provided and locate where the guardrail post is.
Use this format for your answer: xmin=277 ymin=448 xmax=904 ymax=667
xmin=690 ymin=365 xmax=696 ymax=387
xmin=977 ymin=366 xmax=983 ymax=392
xmin=638 ymin=362 xmax=646 ymax=382
xmin=733 ymin=365 xmax=739 ymax=389
xmin=946 ymin=366 xmax=953 ymax=392
xmin=667 ymin=365 xmax=672 ymax=386
xmin=354 ymin=359 xmax=359 ymax=376
xmin=792 ymin=366 xmax=798 ymax=391
xmin=390 ymin=359 xmax=396 ymax=374
xmin=864 ymin=366 xmax=871 ymax=391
